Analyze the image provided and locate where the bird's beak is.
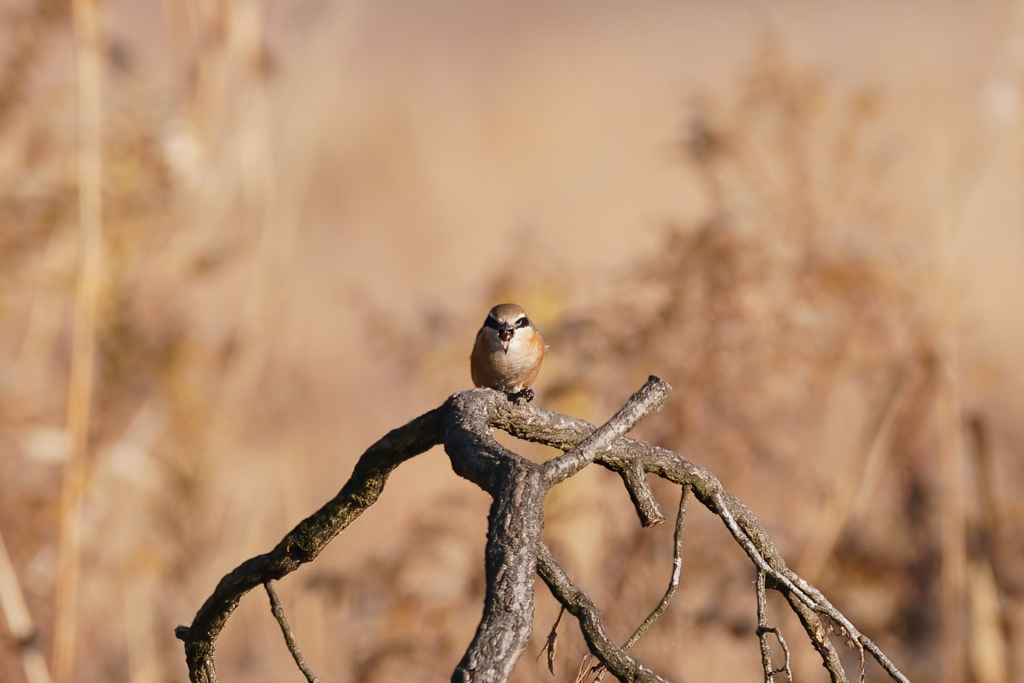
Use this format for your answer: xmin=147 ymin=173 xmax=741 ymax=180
xmin=498 ymin=324 xmax=513 ymax=352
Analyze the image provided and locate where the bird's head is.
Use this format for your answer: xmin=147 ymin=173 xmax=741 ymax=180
xmin=484 ymin=303 xmax=534 ymax=352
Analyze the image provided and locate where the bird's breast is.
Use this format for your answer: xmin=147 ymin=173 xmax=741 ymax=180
xmin=471 ymin=329 xmax=544 ymax=392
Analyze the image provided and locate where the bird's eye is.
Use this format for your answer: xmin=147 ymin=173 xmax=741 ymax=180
xmin=484 ymin=316 xmax=500 ymax=330
xmin=516 ymin=317 xmax=530 ymax=328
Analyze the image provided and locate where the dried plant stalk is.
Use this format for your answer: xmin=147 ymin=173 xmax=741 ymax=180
xmin=0 ymin=528 xmax=53 ymax=683
xmin=938 ymin=355 xmax=967 ymax=683
xmin=53 ymin=0 xmax=104 ymax=680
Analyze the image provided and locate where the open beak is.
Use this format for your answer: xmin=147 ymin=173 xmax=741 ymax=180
xmin=498 ymin=324 xmax=514 ymax=352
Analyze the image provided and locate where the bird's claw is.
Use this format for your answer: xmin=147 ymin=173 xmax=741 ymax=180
xmin=507 ymin=388 xmax=535 ymax=404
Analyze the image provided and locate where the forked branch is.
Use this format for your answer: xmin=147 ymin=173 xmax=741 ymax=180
xmin=176 ymin=377 xmax=911 ymax=683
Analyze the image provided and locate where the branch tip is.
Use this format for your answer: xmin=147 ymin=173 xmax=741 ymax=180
xmin=543 ymin=376 xmax=672 ymax=487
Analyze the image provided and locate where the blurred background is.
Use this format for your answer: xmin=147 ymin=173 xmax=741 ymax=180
xmin=1 ymin=0 xmax=1023 ymax=681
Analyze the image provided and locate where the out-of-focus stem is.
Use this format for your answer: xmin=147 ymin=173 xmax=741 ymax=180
xmin=0 ymin=528 xmax=53 ymax=683
xmin=938 ymin=353 xmax=967 ymax=683
xmin=53 ymin=0 xmax=103 ymax=681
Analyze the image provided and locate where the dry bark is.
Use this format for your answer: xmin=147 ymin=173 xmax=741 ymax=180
xmin=175 ymin=377 xmax=911 ymax=683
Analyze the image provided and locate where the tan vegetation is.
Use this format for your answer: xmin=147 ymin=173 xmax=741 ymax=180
xmin=1 ymin=1 xmax=1023 ymax=682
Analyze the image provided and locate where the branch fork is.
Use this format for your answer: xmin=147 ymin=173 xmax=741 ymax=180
xmin=176 ymin=376 xmax=911 ymax=683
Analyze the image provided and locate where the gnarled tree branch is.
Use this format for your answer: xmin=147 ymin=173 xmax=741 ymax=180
xmin=176 ymin=377 xmax=912 ymax=683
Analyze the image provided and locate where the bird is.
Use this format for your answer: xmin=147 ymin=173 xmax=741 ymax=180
xmin=470 ymin=303 xmax=546 ymax=403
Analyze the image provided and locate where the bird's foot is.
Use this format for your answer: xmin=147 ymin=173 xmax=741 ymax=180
xmin=506 ymin=388 xmax=535 ymax=404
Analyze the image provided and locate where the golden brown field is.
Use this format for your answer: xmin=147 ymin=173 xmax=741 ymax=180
xmin=1 ymin=1 xmax=1023 ymax=682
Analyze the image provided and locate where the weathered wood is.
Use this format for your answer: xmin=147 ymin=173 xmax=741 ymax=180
xmin=176 ymin=378 xmax=911 ymax=683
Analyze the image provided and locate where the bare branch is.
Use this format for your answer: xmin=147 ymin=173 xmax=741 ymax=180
xmin=445 ymin=390 xmax=546 ymax=683
xmin=174 ymin=405 xmax=447 ymax=683
xmin=785 ymin=590 xmax=848 ymax=683
xmin=176 ymin=380 xmax=912 ymax=683
xmin=626 ymin=485 xmax=688 ymax=649
xmin=756 ymin=571 xmax=774 ymax=681
xmin=493 ymin=400 xmax=912 ymax=683
xmin=264 ymin=581 xmax=318 ymax=683
xmin=536 ymin=543 xmax=671 ymax=683
xmin=593 ymin=485 xmax=689 ymax=683
xmin=542 ymin=376 xmax=671 ymax=487
xmin=616 ymin=464 xmax=665 ymax=527
xmin=862 ymin=636 xmax=913 ymax=683
xmin=710 ymin=492 xmax=816 ymax=611
xmin=756 ymin=571 xmax=792 ymax=683
xmin=756 ymin=626 xmax=793 ymax=683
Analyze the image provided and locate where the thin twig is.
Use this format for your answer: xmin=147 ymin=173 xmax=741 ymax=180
xmin=756 ymin=571 xmax=794 ymax=683
xmin=536 ymin=543 xmax=671 ymax=683
xmin=593 ymin=485 xmax=690 ymax=683
xmin=713 ymin=492 xmax=816 ymax=611
xmin=786 ymin=591 xmax=848 ymax=683
xmin=717 ymin=485 xmax=876 ymax=682
xmin=756 ymin=571 xmax=775 ymax=682
xmin=264 ymin=581 xmax=318 ymax=683
xmin=538 ymin=605 xmax=565 ymax=675
xmin=755 ymin=571 xmax=793 ymax=683
xmin=574 ymin=655 xmax=597 ymax=683
xmin=717 ymin=493 xmax=877 ymax=683
xmin=756 ymin=625 xmax=793 ymax=683
xmin=862 ymin=636 xmax=913 ymax=683
xmin=624 ymin=485 xmax=689 ymax=651
xmin=790 ymin=576 xmax=891 ymax=682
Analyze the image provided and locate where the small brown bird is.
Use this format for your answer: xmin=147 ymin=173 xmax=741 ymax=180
xmin=470 ymin=303 xmax=546 ymax=403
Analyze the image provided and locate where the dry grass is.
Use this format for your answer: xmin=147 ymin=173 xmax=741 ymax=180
xmin=1 ymin=2 xmax=1023 ymax=683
